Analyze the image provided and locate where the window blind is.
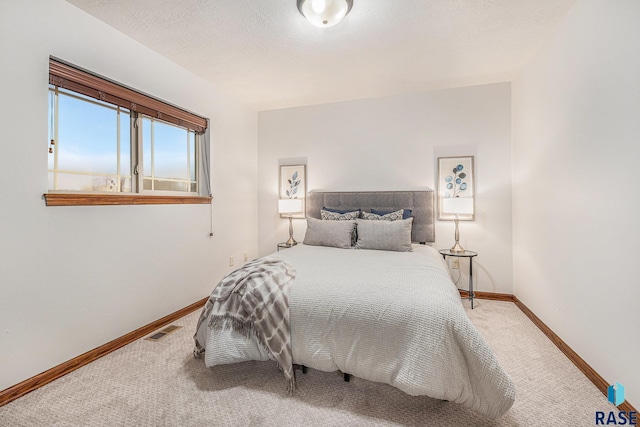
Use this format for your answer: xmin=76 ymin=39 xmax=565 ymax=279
xmin=48 ymin=57 xmax=207 ymax=133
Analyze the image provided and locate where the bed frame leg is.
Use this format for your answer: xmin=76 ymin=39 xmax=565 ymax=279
xmin=343 ymin=373 xmax=351 ymax=382
xmin=302 ymin=365 xmax=308 ymax=374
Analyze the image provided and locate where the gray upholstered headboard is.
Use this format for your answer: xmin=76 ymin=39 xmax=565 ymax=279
xmin=307 ymin=190 xmax=435 ymax=243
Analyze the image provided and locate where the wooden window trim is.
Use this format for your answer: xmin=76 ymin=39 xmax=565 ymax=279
xmin=49 ymin=58 xmax=207 ymax=133
xmin=44 ymin=193 xmax=212 ymax=206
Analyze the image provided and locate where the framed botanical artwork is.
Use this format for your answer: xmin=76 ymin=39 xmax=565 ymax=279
xmin=437 ymin=156 xmax=475 ymax=220
xmin=279 ymin=164 xmax=307 ymax=219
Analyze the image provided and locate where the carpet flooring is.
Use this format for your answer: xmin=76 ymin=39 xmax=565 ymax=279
xmin=0 ymin=300 xmax=616 ymax=426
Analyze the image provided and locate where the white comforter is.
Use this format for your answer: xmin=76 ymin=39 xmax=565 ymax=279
xmin=197 ymin=244 xmax=515 ymax=419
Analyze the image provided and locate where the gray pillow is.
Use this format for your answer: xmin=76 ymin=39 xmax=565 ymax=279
xmin=321 ymin=208 xmax=359 ymax=246
xmin=355 ymin=217 xmax=413 ymax=252
xmin=303 ymin=218 xmax=355 ymax=249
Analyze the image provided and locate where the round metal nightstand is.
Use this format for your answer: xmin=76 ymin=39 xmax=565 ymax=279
xmin=438 ymin=249 xmax=478 ymax=309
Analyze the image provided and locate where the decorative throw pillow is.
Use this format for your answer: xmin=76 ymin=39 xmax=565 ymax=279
xmin=371 ymin=208 xmax=412 ymax=220
xmin=303 ymin=218 xmax=355 ymax=249
xmin=322 ymin=206 xmax=361 ymax=216
xmin=355 ymin=217 xmax=413 ymax=252
xmin=321 ymin=209 xmax=360 ymax=221
xmin=361 ymin=209 xmax=404 ymax=221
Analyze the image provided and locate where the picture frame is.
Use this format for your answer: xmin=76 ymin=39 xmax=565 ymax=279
xmin=437 ymin=156 xmax=475 ymax=220
xmin=279 ymin=164 xmax=307 ymax=219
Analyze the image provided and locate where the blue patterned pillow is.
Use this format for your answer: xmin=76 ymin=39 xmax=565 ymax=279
xmin=371 ymin=208 xmax=412 ymax=220
xmin=321 ymin=209 xmax=360 ymax=221
xmin=362 ymin=209 xmax=404 ymax=221
xmin=323 ymin=206 xmax=361 ymax=216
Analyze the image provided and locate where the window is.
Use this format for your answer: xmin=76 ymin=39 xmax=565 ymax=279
xmin=141 ymin=116 xmax=197 ymax=193
xmin=48 ymin=87 xmax=132 ymax=193
xmin=45 ymin=58 xmax=211 ymax=206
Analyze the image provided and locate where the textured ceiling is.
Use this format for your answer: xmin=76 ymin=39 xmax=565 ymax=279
xmin=66 ymin=0 xmax=577 ymax=111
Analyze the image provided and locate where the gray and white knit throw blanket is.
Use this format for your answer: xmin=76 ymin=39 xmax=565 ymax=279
xmin=194 ymin=256 xmax=297 ymax=392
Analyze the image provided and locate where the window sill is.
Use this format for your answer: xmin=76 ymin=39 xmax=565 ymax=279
xmin=43 ymin=193 xmax=212 ymax=206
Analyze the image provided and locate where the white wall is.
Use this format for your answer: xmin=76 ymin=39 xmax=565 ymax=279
xmin=0 ymin=0 xmax=258 ymax=391
xmin=258 ymin=83 xmax=513 ymax=294
xmin=512 ymin=0 xmax=640 ymax=406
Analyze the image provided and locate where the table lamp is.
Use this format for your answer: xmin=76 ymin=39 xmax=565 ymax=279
xmin=442 ymin=197 xmax=474 ymax=253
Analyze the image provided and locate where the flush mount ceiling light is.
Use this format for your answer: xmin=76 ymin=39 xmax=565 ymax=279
xmin=297 ymin=0 xmax=353 ymax=28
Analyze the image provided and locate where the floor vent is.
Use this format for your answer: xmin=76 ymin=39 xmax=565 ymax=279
xmin=145 ymin=325 xmax=182 ymax=341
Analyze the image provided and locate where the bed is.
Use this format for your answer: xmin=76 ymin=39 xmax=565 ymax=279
xmin=194 ymin=190 xmax=515 ymax=419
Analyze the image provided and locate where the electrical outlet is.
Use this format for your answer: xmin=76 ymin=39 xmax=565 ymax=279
xmin=243 ymin=252 xmax=248 ymax=262
xmin=229 ymin=256 xmax=234 ymax=267
xmin=452 ymin=258 xmax=460 ymax=269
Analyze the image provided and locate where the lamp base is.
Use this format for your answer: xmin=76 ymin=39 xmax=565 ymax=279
xmin=450 ymin=216 xmax=465 ymax=253
xmin=285 ymin=215 xmax=297 ymax=247
xmin=450 ymin=242 xmax=465 ymax=253
xmin=285 ymin=236 xmax=298 ymax=247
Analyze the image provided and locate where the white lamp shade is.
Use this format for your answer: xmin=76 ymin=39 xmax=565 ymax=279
xmin=297 ymin=0 xmax=353 ymax=28
xmin=442 ymin=197 xmax=474 ymax=215
xmin=278 ymin=198 xmax=303 ymax=214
